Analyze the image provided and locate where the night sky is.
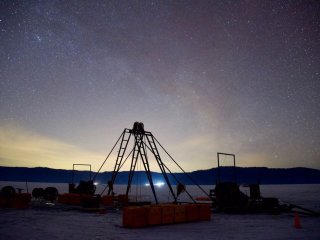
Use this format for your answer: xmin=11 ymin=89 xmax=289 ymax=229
xmin=1 ymin=1 xmax=319 ymax=172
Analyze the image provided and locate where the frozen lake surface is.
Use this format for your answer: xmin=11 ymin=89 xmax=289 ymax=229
xmin=1 ymin=182 xmax=319 ymax=209
xmin=1 ymin=182 xmax=320 ymax=239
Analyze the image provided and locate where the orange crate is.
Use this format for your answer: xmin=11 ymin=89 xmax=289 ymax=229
xmin=123 ymin=207 xmax=147 ymax=228
xmin=68 ymin=193 xmax=82 ymax=205
xmin=13 ymin=193 xmax=31 ymax=209
xmin=199 ymin=204 xmax=211 ymax=221
xmin=145 ymin=206 xmax=162 ymax=226
xmin=58 ymin=193 xmax=82 ymax=205
xmin=101 ymin=195 xmax=114 ymax=206
xmin=161 ymin=204 xmax=175 ymax=224
xmin=58 ymin=193 xmax=70 ymax=204
xmin=186 ymin=204 xmax=200 ymax=222
xmin=174 ymin=205 xmax=186 ymax=223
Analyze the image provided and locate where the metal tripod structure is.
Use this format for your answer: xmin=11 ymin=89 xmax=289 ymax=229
xmin=93 ymin=122 xmax=210 ymax=204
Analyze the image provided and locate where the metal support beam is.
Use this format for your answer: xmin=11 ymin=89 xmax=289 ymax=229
xmin=145 ymin=133 xmax=177 ymax=202
xmin=126 ymin=134 xmax=158 ymax=203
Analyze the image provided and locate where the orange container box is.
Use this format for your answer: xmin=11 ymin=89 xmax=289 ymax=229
xmin=123 ymin=207 xmax=147 ymax=228
xmin=174 ymin=204 xmax=186 ymax=223
xmin=199 ymin=204 xmax=211 ymax=221
xmin=101 ymin=195 xmax=114 ymax=206
xmin=58 ymin=193 xmax=82 ymax=205
xmin=13 ymin=193 xmax=31 ymax=209
xmin=161 ymin=205 xmax=175 ymax=224
xmin=58 ymin=194 xmax=69 ymax=204
xmin=186 ymin=204 xmax=200 ymax=222
xmin=69 ymin=193 xmax=83 ymax=205
xmin=145 ymin=206 xmax=162 ymax=226
xmin=59 ymin=193 xmax=70 ymax=204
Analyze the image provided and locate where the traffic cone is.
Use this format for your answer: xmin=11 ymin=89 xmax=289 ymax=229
xmin=294 ymin=213 xmax=301 ymax=229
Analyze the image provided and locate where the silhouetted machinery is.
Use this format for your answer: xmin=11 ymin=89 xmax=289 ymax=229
xmin=0 ymin=184 xmax=58 ymax=204
xmin=32 ymin=187 xmax=59 ymax=202
xmin=209 ymin=153 xmax=319 ymax=215
xmin=66 ymin=164 xmax=101 ymax=208
xmin=68 ymin=164 xmax=96 ymax=195
xmin=0 ymin=185 xmax=32 ymax=208
xmin=209 ymin=153 xmax=285 ymax=213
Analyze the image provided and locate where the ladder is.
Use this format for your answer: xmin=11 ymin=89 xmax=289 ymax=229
xmin=108 ymin=128 xmax=132 ymax=195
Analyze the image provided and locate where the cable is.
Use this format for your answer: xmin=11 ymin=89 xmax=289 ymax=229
xmin=92 ymin=130 xmax=125 ymax=181
xmin=119 ymin=148 xmax=134 ymax=169
xmin=100 ymin=148 xmax=134 ymax=196
xmin=162 ymin=163 xmax=196 ymax=203
xmin=153 ymin=135 xmax=210 ymax=198
xmin=140 ymin=139 xmax=194 ymax=202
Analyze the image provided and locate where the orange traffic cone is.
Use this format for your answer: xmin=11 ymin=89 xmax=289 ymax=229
xmin=294 ymin=213 xmax=302 ymax=229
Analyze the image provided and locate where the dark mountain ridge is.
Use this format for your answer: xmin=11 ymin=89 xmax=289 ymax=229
xmin=1 ymin=166 xmax=319 ymax=185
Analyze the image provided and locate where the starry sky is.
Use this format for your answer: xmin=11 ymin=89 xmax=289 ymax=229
xmin=0 ymin=1 xmax=319 ymax=172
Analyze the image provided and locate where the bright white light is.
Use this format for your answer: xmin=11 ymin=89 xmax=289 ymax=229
xmin=94 ymin=182 xmax=99 ymax=186
xmin=155 ymin=182 xmax=165 ymax=187
xmin=144 ymin=182 xmax=165 ymax=187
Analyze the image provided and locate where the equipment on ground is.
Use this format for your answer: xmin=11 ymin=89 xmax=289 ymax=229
xmin=32 ymin=187 xmax=59 ymax=202
xmin=209 ymin=152 xmax=319 ymax=215
xmin=69 ymin=164 xmax=96 ymax=195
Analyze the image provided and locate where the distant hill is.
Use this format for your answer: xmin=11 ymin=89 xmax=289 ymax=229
xmin=1 ymin=166 xmax=320 ymax=185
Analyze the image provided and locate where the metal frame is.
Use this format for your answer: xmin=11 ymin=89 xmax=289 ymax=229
xmin=216 ymin=152 xmax=236 ymax=183
xmin=72 ymin=164 xmax=92 ymax=184
xmin=94 ymin=124 xmax=211 ymax=204
xmin=106 ymin=129 xmax=178 ymax=204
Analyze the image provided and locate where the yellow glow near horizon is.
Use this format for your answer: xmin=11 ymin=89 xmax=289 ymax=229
xmin=0 ymin=124 xmax=211 ymax=172
xmin=1 ymin=124 xmax=318 ymax=172
xmin=0 ymin=125 xmax=108 ymax=170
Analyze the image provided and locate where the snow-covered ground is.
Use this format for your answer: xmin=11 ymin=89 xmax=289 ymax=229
xmin=1 ymin=207 xmax=319 ymax=240
xmin=1 ymin=182 xmax=319 ymax=239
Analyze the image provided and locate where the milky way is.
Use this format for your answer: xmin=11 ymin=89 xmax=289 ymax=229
xmin=0 ymin=1 xmax=319 ymax=171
